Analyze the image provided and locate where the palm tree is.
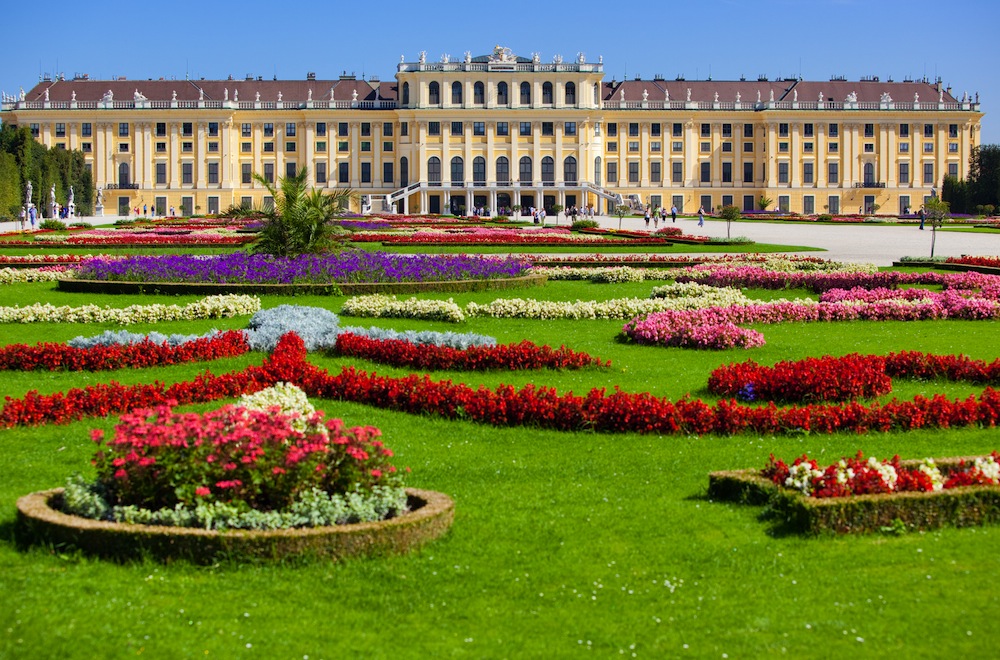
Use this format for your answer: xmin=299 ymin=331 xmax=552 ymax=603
xmin=251 ymin=168 xmax=355 ymax=256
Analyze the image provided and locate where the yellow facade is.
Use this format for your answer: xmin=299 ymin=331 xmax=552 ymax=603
xmin=1 ymin=46 xmax=983 ymax=217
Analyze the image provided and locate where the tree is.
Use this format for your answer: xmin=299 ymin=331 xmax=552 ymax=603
xmin=757 ymin=194 xmax=773 ymax=212
xmin=0 ymin=153 xmax=21 ymax=218
xmin=924 ymin=197 xmax=950 ymax=259
xmin=968 ymin=144 xmax=1000 ymax=208
xmin=719 ymin=205 xmax=741 ymax=239
xmin=549 ymin=204 xmax=563 ymax=225
xmin=251 ymin=168 xmax=355 ymax=256
xmin=614 ymin=203 xmax=630 ymax=230
xmin=942 ymin=175 xmax=971 ymax=214
xmin=0 ymin=124 xmax=93 ymax=217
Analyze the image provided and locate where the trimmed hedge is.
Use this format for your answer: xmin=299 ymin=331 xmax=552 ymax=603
xmin=708 ymin=458 xmax=1000 ymax=535
xmin=16 ymin=487 xmax=454 ymax=564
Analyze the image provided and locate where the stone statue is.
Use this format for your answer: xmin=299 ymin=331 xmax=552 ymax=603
xmin=686 ymin=88 xmax=691 ymax=102
xmin=620 ymin=89 xmax=625 ymax=101
xmin=352 ymin=89 xmax=358 ymax=102
xmin=44 ymin=88 xmax=49 ymax=102
xmin=819 ymin=91 xmax=824 ymax=102
xmin=418 ymin=51 xmax=426 ymax=64
xmin=71 ymin=90 xmax=76 ymax=101
xmin=25 ymin=180 xmax=32 ymax=206
xmin=735 ymin=91 xmax=741 ymax=103
xmin=846 ymin=91 xmax=858 ymax=103
xmin=441 ymin=53 xmax=450 ymax=64
xmin=553 ymin=54 xmax=563 ymax=64
xmin=255 ymin=91 xmax=260 ymax=102
xmin=68 ymin=186 xmax=74 ymax=207
xmin=532 ymin=52 xmax=540 ymax=64
xmin=400 ymin=54 xmax=405 ymax=64
xmin=643 ymin=88 xmax=648 ymax=101
xmin=224 ymin=88 xmax=229 ymax=101
xmin=234 ymin=89 xmax=239 ymax=102
xmin=939 ymin=88 xmax=944 ymax=103
xmin=769 ymin=89 xmax=774 ymax=102
xmin=277 ymin=91 xmax=283 ymax=102
xmin=172 ymin=90 xmax=177 ymax=101
xmin=19 ymin=87 xmax=25 ymax=101
xmin=199 ymin=88 xmax=204 ymax=101
xmin=102 ymin=89 xmax=114 ymax=103
xmin=713 ymin=92 xmax=719 ymax=102
xmin=757 ymin=90 xmax=762 ymax=103
xmin=664 ymin=89 xmax=669 ymax=102
xmin=307 ymin=89 xmax=312 ymax=101
xmin=464 ymin=51 xmax=471 ymax=64
xmin=96 ymin=186 xmax=103 ymax=205
xmin=914 ymin=92 xmax=919 ymax=103
xmin=577 ymin=52 xmax=586 ymax=64
xmin=50 ymin=184 xmax=56 ymax=208
xmin=134 ymin=89 xmax=147 ymax=101
xmin=793 ymin=90 xmax=798 ymax=102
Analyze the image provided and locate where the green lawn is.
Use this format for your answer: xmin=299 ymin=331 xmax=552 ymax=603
xmin=0 ymin=276 xmax=998 ymax=658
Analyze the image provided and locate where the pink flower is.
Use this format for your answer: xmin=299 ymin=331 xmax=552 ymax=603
xmin=195 ymin=486 xmax=211 ymax=497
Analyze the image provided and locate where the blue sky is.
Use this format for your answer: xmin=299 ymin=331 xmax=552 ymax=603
xmin=4 ymin=0 xmax=999 ymax=143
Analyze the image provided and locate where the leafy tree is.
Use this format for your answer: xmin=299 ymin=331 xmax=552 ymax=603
xmin=614 ymin=204 xmax=629 ymax=229
xmin=251 ymin=168 xmax=355 ymax=256
xmin=757 ymin=194 xmax=773 ymax=212
xmin=549 ymin=204 xmax=563 ymax=225
xmin=0 ymin=124 xmax=92 ymax=217
xmin=719 ymin=205 xmax=741 ymax=239
xmin=0 ymin=152 xmax=21 ymax=218
xmin=942 ymin=175 xmax=970 ymax=214
xmin=968 ymin=144 xmax=1000 ymax=208
xmin=924 ymin=197 xmax=950 ymax=258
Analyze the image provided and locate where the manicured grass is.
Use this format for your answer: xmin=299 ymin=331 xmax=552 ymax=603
xmin=1 ymin=277 xmax=999 ymax=657
xmin=349 ymin=241 xmax=823 ymax=254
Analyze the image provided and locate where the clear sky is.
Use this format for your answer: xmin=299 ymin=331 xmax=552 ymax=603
xmin=3 ymin=0 xmax=998 ymax=143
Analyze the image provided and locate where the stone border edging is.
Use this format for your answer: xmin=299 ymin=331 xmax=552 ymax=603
xmin=708 ymin=457 xmax=1000 ymax=535
xmin=56 ymin=273 xmax=547 ymax=296
xmin=16 ymin=487 xmax=454 ymax=563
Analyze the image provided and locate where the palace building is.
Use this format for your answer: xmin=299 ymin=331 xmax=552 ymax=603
xmin=1 ymin=45 xmax=984 ymax=218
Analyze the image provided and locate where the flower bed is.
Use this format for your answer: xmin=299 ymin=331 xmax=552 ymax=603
xmin=0 ymin=294 xmax=260 ymax=324
xmin=676 ymin=266 xmax=943 ymax=292
xmin=707 ymin=453 xmax=1000 ymax=535
xmin=0 ymin=266 xmax=73 ymax=284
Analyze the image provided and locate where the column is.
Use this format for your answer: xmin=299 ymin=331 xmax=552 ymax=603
xmin=350 ymin=121 xmax=360 ymax=187
xmin=170 ymin=124 xmax=180 ymax=187
xmin=196 ymin=123 xmax=207 ymax=188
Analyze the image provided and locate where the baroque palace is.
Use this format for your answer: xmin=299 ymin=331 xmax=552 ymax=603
xmin=1 ymin=45 xmax=984 ymax=218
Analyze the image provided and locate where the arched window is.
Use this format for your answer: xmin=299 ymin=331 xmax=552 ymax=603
xmin=595 ymin=156 xmax=602 ymax=186
xmin=451 ymin=156 xmax=464 ymax=186
xmin=542 ymin=82 xmax=553 ymax=104
xmin=474 ymin=81 xmax=485 ymax=104
xmin=565 ymin=82 xmax=576 ymax=105
xmin=400 ymin=156 xmax=409 ymax=187
xmin=519 ymin=156 xmax=532 ymax=184
xmin=542 ymin=156 xmax=555 ymax=185
xmin=863 ymin=162 xmax=875 ymax=184
xmin=497 ymin=82 xmax=509 ymax=105
xmin=427 ymin=156 xmax=441 ymax=184
xmin=520 ymin=81 xmax=531 ymax=105
xmin=451 ymin=81 xmax=463 ymax=105
xmin=118 ymin=162 xmax=130 ymax=187
xmin=401 ymin=82 xmax=410 ymax=106
xmin=564 ymin=156 xmax=578 ymax=184
xmin=473 ymin=156 xmax=486 ymax=186
xmin=428 ymin=81 xmax=440 ymax=105
xmin=496 ymin=156 xmax=510 ymax=185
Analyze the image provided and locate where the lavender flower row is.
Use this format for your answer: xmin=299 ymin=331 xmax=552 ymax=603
xmin=73 ymin=251 xmax=532 ymax=285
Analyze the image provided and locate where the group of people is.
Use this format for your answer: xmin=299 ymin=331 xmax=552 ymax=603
xmin=529 ymin=206 xmax=547 ymax=224
xmin=643 ymin=204 xmax=682 ymax=229
xmin=567 ymin=205 xmax=595 ymax=220
xmin=17 ymin=205 xmax=38 ymax=231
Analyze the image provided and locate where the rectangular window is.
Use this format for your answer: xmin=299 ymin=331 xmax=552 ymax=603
xmin=264 ymin=163 xmax=275 ymax=183
xmin=316 ymin=162 xmax=327 ymax=184
xmin=382 ymin=122 xmax=393 ymax=137
xmin=899 ymin=123 xmax=910 ymax=138
xmin=242 ymin=123 xmax=252 ymax=137
xmin=496 ymin=122 xmax=509 ymax=136
xmin=722 ymin=123 xmax=732 ymax=138
xmin=629 ymin=123 xmax=640 ymax=137
xmin=949 ymin=163 xmax=959 ymax=178
xmin=383 ymin=141 xmax=393 ymax=152
xmin=451 ymin=121 xmax=463 ymax=134
xmin=208 ymin=142 xmax=219 ymax=153
xmin=672 ymin=162 xmax=683 ymax=183
xmin=208 ymin=162 xmax=219 ymax=184
xmin=240 ymin=196 xmax=252 ymax=209
xmin=361 ymin=162 xmax=371 ymax=184
xmin=338 ymin=162 xmax=349 ymax=183
xmin=743 ymin=142 xmax=753 ymax=153
xmin=55 ymin=123 xmax=66 ymax=137
xmin=828 ymin=195 xmax=840 ymax=214
xmin=338 ymin=122 xmax=349 ymax=136
xmin=829 ymin=142 xmax=839 ymax=153
xmin=156 ymin=142 xmax=167 ymax=153
xmin=81 ymin=122 xmax=92 ymax=137
xmin=672 ymin=195 xmax=684 ymax=212
xmin=651 ymin=123 xmax=661 ymax=137
xmin=778 ymin=195 xmax=790 ymax=212
xmin=360 ymin=141 xmax=371 ymax=152
xmin=182 ymin=163 xmax=193 ymax=184
xmin=286 ymin=142 xmax=296 ymax=152
xmin=154 ymin=122 xmax=166 ymax=137
xmin=628 ymin=162 xmax=639 ymax=183
xmin=81 ymin=142 xmax=92 ymax=153
xmin=56 ymin=143 xmax=65 ymax=150
xmin=183 ymin=122 xmax=194 ymax=137
xmin=263 ymin=123 xmax=274 ymax=137
xmin=778 ymin=162 xmax=789 ymax=184
xmin=923 ymin=163 xmax=934 ymax=184
xmin=803 ymin=162 xmax=814 ymax=184
xmin=701 ymin=142 xmax=711 ymax=152
xmin=899 ymin=162 xmax=910 ymax=183
xmin=383 ymin=162 xmax=394 ymax=184
xmin=607 ymin=123 xmax=618 ymax=137
xmin=519 ymin=122 xmax=532 ymax=136
xmin=743 ymin=124 xmax=753 ymax=138
xmin=118 ymin=142 xmax=129 ymax=153
xmin=182 ymin=142 xmax=193 ymax=153
xmin=264 ymin=142 xmax=276 ymax=153
xmin=338 ymin=141 xmax=348 ymax=152
xmin=156 ymin=163 xmax=167 ymax=185
xmin=672 ymin=141 xmax=683 ymax=152
xmin=628 ymin=141 xmax=639 ymax=152
xmin=828 ymin=123 xmax=839 ymax=137
xmin=606 ymin=161 xmax=617 ymax=183
xmin=803 ymin=142 xmax=814 ymax=153
xmin=949 ymin=124 xmax=959 ymax=138
xmin=316 ymin=122 xmax=327 ymax=137
xmin=864 ymin=143 xmax=875 ymax=153
xmin=949 ymin=142 xmax=959 ymax=153
xmin=316 ymin=141 xmax=326 ymax=152
xmin=722 ymin=142 xmax=732 ymax=153
xmin=701 ymin=123 xmax=711 ymax=137
xmin=673 ymin=123 xmax=683 ymax=137
xmin=361 ymin=123 xmax=371 ymax=137
xmin=864 ymin=124 xmax=874 ymax=138
xmin=778 ymin=142 xmax=789 ymax=153
xmin=29 ymin=124 xmax=39 ymax=137
xmin=241 ymin=163 xmax=252 ymax=184
xmin=722 ymin=195 xmax=733 ymax=208
xmin=700 ymin=162 xmax=711 ymax=183
xmin=743 ymin=162 xmax=754 ymax=183
xmin=473 ymin=122 xmax=485 ymax=136
xmin=119 ymin=122 xmax=129 ymax=137
xmin=285 ymin=123 xmax=296 ymax=137
xmin=701 ymin=195 xmax=713 ymax=212
xmin=803 ymin=195 xmax=815 ymax=214
xmin=924 ymin=124 xmax=934 ymax=138
xmin=779 ymin=123 xmax=789 ymax=137
xmin=650 ymin=142 xmax=661 ymax=152
xmin=428 ymin=122 xmax=440 ymax=136
xmin=650 ymin=162 xmax=661 ymax=183
xmin=208 ymin=122 xmax=219 ymax=137
xmin=828 ymin=162 xmax=839 ymax=184
xmin=542 ymin=122 xmax=554 ymax=136
xmin=722 ymin=162 xmax=732 ymax=183
xmin=400 ymin=122 xmax=408 ymax=136
xmin=804 ymin=123 xmax=814 ymax=137
xmin=565 ymin=121 xmax=577 ymax=136
xmin=286 ymin=162 xmax=297 ymax=178
xmin=923 ymin=142 xmax=934 ymax=153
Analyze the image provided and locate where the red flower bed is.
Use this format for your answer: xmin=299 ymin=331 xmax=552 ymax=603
xmin=0 ymin=331 xmax=249 ymax=372
xmin=331 ymin=333 xmax=610 ymax=371
xmin=5 ymin=333 xmax=1000 ymax=437
xmin=708 ymin=354 xmax=892 ymax=403
xmin=947 ymin=256 xmax=1000 ymax=269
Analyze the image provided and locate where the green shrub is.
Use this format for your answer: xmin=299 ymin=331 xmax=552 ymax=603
xmin=817 ymin=214 xmax=833 ymax=222
xmin=39 ymin=219 xmax=65 ymax=231
xmin=571 ymin=219 xmax=600 ymax=230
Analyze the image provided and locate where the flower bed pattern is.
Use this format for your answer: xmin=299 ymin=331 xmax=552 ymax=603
xmin=0 ymin=294 xmax=260 ymax=324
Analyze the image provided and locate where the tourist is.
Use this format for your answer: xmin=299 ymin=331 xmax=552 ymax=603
xmin=143 ymin=204 xmax=147 ymax=216
xmin=644 ymin=206 xmax=651 ymax=228
xmin=670 ymin=205 xmax=677 ymax=223
xmin=919 ymin=207 xmax=926 ymax=230
xmin=660 ymin=206 xmax=668 ymax=226
xmin=698 ymin=205 xmax=705 ymax=227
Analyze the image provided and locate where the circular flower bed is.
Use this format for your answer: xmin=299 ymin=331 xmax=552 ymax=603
xmin=16 ymin=383 xmax=453 ymax=562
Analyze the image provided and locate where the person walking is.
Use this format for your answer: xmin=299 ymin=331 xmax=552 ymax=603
xmin=919 ymin=207 xmax=926 ymax=230
xmin=697 ymin=205 xmax=705 ymax=227
xmin=670 ymin=205 xmax=677 ymax=223
xmin=660 ymin=206 xmax=667 ymax=226
xmin=644 ymin=206 xmax=651 ymax=229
